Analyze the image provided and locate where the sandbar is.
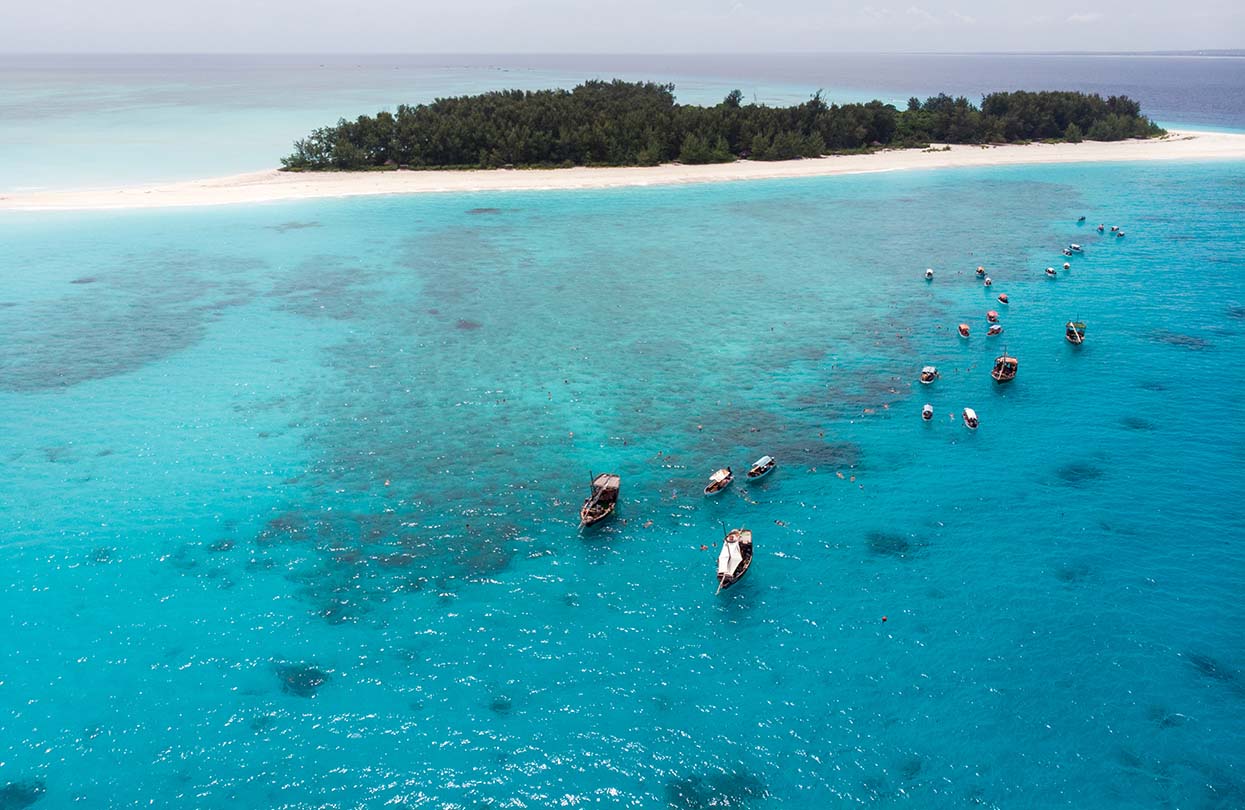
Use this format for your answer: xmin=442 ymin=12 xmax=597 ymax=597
xmin=2 ymin=130 xmax=1242 ymax=212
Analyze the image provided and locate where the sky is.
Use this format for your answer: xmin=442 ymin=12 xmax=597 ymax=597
xmin=2 ymin=0 xmax=1242 ymax=53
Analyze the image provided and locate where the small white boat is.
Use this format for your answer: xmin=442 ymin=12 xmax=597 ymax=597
xmin=924 ymin=268 xmax=934 ymax=280
xmin=963 ymin=407 xmax=979 ymax=430
xmin=921 ymin=403 xmax=934 ymax=421
xmin=1063 ymin=262 xmax=1071 ymax=270
xmin=1117 ymin=231 xmax=1126 ymax=238
xmin=704 ymin=467 xmax=733 ymax=496
xmin=746 ymin=456 xmax=776 ymax=480
xmin=1069 ymin=244 xmax=1083 ymax=253
xmin=716 ymin=528 xmax=753 ymax=592
xmin=983 ymin=276 xmax=992 ymax=287
xmin=1045 ymin=267 xmax=1057 ymax=278
xmin=958 ymin=323 xmax=971 ymax=339
xmin=987 ymin=324 xmax=1003 ymax=336
xmin=1062 ymin=248 xmax=1072 ymax=257
xmin=1097 ymin=224 xmax=1105 ymax=232
xmin=919 ymin=365 xmax=939 ymax=385
xmin=1110 ymin=225 xmax=1119 ymax=232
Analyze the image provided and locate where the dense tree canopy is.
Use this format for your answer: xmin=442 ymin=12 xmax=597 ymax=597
xmin=281 ymin=80 xmax=1164 ymax=171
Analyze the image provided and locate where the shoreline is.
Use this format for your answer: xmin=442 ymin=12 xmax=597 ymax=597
xmin=3 ymin=130 xmax=1243 ymax=212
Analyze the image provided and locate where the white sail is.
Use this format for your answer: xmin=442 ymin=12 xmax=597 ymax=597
xmin=718 ymin=540 xmax=743 ymax=577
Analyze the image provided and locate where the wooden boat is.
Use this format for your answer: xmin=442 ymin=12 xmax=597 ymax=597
xmin=919 ymin=365 xmax=939 ymax=385
xmin=963 ymin=407 xmax=979 ymax=430
xmin=580 ymin=473 xmax=620 ymax=527
xmin=991 ymin=354 xmax=1019 ymax=383
xmin=921 ymin=403 xmax=934 ymax=421
xmin=958 ymin=323 xmax=971 ymax=339
xmin=746 ymin=456 xmax=776 ymax=480
xmin=716 ymin=528 xmax=753 ymax=592
xmin=986 ymin=310 xmax=999 ymax=323
xmin=997 ymin=293 xmax=1009 ymax=304
xmin=1066 ymin=320 xmax=1086 ymax=345
xmin=976 ymin=266 xmax=986 ymax=276
xmin=987 ymin=324 xmax=1003 ymax=336
xmin=704 ymin=467 xmax=734 ymax=496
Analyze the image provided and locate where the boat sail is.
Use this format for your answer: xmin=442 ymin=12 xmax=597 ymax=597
xmin=716 ymin=528 xmax=754 ymax=592
xmin=1066 ymin=321 xmax=1086 ymax=345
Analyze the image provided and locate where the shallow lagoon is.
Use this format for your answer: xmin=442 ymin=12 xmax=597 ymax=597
xmin=1 ymin=161 xmax=1243 ymax=807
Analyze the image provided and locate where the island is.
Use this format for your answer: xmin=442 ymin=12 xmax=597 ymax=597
xmin=280 ymin=80 xmax=1165 ymax=172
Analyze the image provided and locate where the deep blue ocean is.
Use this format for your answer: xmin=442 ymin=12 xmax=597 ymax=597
xmin=1 ymin=55 xmax=1244 ymax=808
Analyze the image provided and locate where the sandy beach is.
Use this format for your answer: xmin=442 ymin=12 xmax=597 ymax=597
xmin=3 ymin=129 xmax=1243 ymax=212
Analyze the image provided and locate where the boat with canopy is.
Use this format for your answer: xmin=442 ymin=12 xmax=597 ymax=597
xmin=716 ymin=528 xmax=753 ymax=592
xmin=991 ymin=354 xmax=1019 ymax=383
xmin=704 ymin=468 xmax=734 ymax=496
xmin=579 ymin=473 xmax=620 ymax=527
xmin=919 ymin=365 xmax=939 ymax=385
xmin=747 ymin=456 xmax=776 ymax=480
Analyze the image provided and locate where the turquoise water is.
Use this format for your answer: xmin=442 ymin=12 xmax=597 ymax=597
xmin=2 ymin=161 xmax=1243 ymax=807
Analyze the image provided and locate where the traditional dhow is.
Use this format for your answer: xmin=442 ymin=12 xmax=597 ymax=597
xmin=716 ymin=528 xmax=754 ymax=592
xmin=991 ymin=354 xmax=1019 ymax=383
xmin=747 ymin=456 xmax=776 ymax=480
xmin=1066 ymin=320 xmax=1087 ymax=345
xmin=704 ymin=467 xmax=734 ymax=496
xmin=580 ymin=473 xmax=621 ymax=527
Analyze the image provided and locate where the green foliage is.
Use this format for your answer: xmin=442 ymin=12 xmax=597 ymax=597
xmin=280 ymin=82 xmax=1165 ymax=171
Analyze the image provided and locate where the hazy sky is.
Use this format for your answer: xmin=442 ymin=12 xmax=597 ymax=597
xmin=3 ymin=0 xmax=1241 ymax=53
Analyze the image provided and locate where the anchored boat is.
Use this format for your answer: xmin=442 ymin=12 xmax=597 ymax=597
xmin=987 ymin=323 xmax=1003 ymax=336
xmin=919 ymin=365 xmax=940 ymax=385
xmin=991 ymin=354 xmax=1019 ymax=383
xmin=924 ymin=268 xmax=934 ymax=280
xmin=986 ymin=310 xmax=999 ymax=323
xmin=1066 ymin=320 xmax=1086 ymax=345
xmin=746 ymin=456 xmax=776 ymax=480
xmin=580 ymin=473 xmax=621 ymax=527
xmin=716 ymin=528 xmax=753 ymax=592
xmin=963 ymin=407 xmax=979 ymax=430
xmin=958 ymin=323 xmax=971 ymax=339
xmin=922 ymin=403 xmax=934 ymax=421
xmin=704 ymin=467 xmax=734 ymax=496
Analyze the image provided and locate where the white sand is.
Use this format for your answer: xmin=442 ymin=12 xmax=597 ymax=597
xmin=2 ymin=130 xmax=1242 ymax=212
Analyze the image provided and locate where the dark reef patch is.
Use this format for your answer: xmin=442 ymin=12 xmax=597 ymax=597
xmin=267 ymin=220 xmax=320 ymax=232
xmin=1055 ymin=462 xmax=1104 ymax=486
xmin=1149 ymin=330 xmax=1211 ymax=351
xmin=1185 ymin=652 xmax=1239 ymax=686
xmin=1119 ymin=416 xmax=1156 ymax=432
xmin=1053 ymin=561 xmax=1093 ymax=584
xmin=489 ymin=695 xmax=513 ymax=715
xmin=91 ymin=547 xmax=114 ymax=564
xmin=1138 ymin=380 xmax=1168 ymax=392
xmin=276 ymin=663 xmax=330 ymax=698
xmin=1226 ymin=305 xmax=1245 ymax=320
xmin=466 ymin=208 xmax=503 ymax=215
xmin=207 ymin=538 xmax=235 ymax=553
xmin=0 ymin=779 xmax=46 ymax=809
xmin=1147 ymin=705 xmax=1188 ymax=729
xmin=69 ymin=276 xmax=97 ymax=285
xmin=456 ymin=319 xmax=483 ymax=331
xmin=867 ymin=531 xmax=919 ymax=558
xmin=665 ymin=769 xmax=767 ymax=809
